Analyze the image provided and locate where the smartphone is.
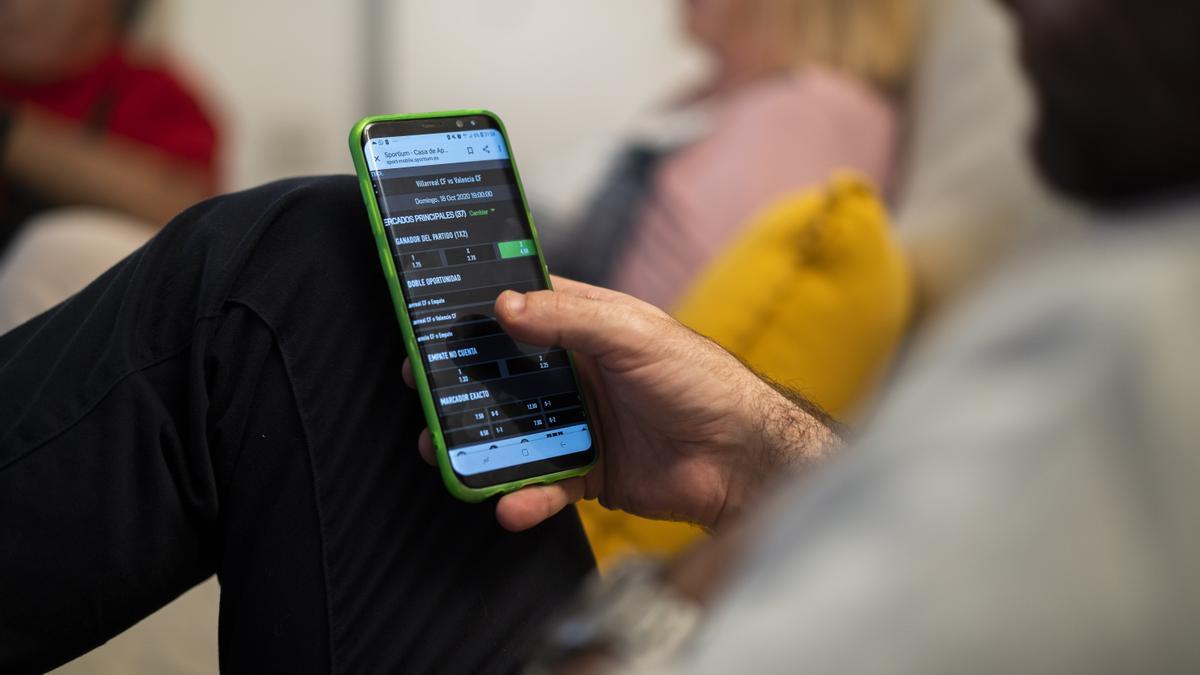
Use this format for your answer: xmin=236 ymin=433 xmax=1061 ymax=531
xmin=349 ymin=111 xmax=597 ymax=502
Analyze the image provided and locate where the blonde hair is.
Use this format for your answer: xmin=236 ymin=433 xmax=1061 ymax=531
xmin=752 ymin=0 xmax=919 ymax=97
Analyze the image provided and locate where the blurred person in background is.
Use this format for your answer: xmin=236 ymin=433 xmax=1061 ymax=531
xmin=0 ymin=0 xmax=219 ymax=330
xmin=554 ymin=0 xmax=917 ymax=567
xmin=3 ymin=0 xmax=1200 ymax=673
xmin=549 ymin=0 xmax=916 ymax=310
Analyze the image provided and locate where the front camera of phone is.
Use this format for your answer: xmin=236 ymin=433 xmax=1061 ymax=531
xmin=456 ymin=120 xmax=465 ymax=128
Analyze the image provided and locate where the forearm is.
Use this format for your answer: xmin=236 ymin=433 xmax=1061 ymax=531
xmin=1 ymin=108 xmax=213 ymax=226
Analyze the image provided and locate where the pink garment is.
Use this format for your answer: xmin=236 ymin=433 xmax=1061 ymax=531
xmin=609 ymin=69 xmax=897 ymax=310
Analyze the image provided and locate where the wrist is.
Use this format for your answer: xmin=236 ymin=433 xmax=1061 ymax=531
xmin=756 ymin=381 xmax=841 ymax=468
xmin=714 ymin=380 xmax=840 ymax=532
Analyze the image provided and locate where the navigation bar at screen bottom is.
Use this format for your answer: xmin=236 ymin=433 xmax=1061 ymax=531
xmin=447 ymin=424 xmax=591 ymax=476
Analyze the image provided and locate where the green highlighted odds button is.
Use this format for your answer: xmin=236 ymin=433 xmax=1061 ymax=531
xmin=498 ymin=239 xmax=536 ymax=259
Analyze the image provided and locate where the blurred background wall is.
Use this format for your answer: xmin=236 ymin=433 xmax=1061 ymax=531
xmin=157 ymin=0 xmax=706 ymax=191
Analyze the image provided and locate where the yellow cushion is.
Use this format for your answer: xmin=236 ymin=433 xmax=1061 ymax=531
xmin=676 ymin=173 xmax=913 ymax=418
xmin=579 ymin=174 xmax=913 ymax=571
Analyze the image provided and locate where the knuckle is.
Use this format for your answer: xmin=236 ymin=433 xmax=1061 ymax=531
xmin=522 ymin=290 xmax=559 ymax=319
xmin=623 ymin=307 xmax=663 ymax=338
xmin=548 ymin=289 xmax=572 ymax=315
xmin=541 ymin=488 xmax=559 ymax=520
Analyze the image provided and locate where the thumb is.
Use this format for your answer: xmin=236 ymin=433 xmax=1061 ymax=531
xmin=495 ymin=288 xmax=655 ymax=361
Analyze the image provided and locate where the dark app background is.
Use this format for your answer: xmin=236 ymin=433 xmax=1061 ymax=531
xmin=364 ymin=120 xmax=593 ymax=482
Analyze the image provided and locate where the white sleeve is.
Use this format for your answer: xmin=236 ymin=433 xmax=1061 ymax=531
xmin=648 ymin=237 xmax=1200 ymax=675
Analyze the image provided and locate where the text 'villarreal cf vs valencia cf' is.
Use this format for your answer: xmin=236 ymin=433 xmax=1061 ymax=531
xmin=365 ymin=127 xmax=592 ymax=478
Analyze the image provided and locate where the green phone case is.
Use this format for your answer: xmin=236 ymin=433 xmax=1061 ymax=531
xmin=349 ymin=110 xmax=597 ymax=503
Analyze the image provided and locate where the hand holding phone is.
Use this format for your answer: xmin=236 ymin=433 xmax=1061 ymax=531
xmin=350 ymin=111 xmax=598 ymax=502
xmin=351 ymin=111 xmax=838 ymax=522
xmin=407 ymin=276 xmax=842 ymax=533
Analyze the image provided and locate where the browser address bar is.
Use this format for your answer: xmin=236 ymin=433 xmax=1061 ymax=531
xmin=365 ymin=129 xmax=510 ymax=172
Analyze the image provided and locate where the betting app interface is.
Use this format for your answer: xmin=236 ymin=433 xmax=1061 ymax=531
xmin=364 ymin=122 xmax=593 ymax=480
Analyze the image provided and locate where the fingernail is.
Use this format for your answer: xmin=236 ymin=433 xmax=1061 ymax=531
xmin=503 ymin=291 xmax=526 ymax=315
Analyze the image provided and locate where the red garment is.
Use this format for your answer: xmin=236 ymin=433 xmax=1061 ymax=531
xmin=0 ymin=48 xmax=220 ymax=184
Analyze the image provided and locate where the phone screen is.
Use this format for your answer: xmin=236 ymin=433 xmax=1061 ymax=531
xmin=361 ymin=114 xmax=595 ymax=488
